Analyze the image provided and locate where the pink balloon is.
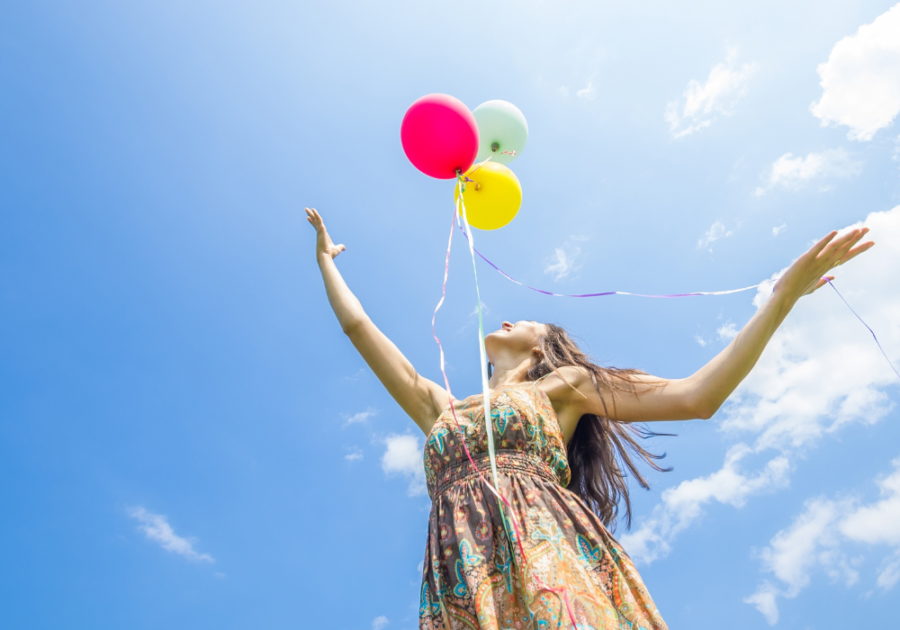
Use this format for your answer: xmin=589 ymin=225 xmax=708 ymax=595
xmin=401 ymin=94 xmax=479 ymax=179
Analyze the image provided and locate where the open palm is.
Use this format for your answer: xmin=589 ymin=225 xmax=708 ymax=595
xmin=306 ymin=207 xmax=346 ymax=260
xmin=774 ymin=228 xmax=875 ymax=300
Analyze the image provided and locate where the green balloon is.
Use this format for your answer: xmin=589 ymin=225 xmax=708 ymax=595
xmin=473 ymin=100 xmax=528 ymax=165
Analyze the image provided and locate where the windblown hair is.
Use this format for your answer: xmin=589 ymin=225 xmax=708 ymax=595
xmin=526 ymin=324 xmax=671 ymax=531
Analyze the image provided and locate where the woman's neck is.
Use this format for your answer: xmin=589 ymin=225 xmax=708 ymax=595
xmin=488 ymin=355 xmax=534 ymax=389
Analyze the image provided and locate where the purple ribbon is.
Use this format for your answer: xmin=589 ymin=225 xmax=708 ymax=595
xmin=454 ymin=221 xmax=900 ymax=382
xmin=456 ymin=220 xmax=758 ymax=298
xmin=825 ymin=278 xmax=900 ymax=381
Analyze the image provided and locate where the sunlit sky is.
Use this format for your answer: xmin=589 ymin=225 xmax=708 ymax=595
xmin=2 ymin=1 xmax=899 ymax=628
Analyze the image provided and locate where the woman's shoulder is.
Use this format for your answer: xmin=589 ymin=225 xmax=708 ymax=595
xmin=539 ymin=365 xmax=591 ymax=384
xmin=535 ymin=366 xmax=592 ymax=398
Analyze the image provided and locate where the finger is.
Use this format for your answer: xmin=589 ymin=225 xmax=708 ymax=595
xmin=829 ymin=230 xmax=868 ymax=263
xmin=836 ymin=240 xmax=875 ymax=266
xmin=820 ymin=229 xmax=862 ymax=263
xmin=338 ymin=244 xmax=346 ymax=252
xmin=806 ymin=275 xmax=833 ymax=294
xmin=810 ymin=231 xmax=838 ymax=256
xmin=826 ymin=228 xmax=861 ymax=253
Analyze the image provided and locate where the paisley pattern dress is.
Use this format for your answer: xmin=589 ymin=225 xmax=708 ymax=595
xmin=420 ymin=381 xmax=668 ymax=630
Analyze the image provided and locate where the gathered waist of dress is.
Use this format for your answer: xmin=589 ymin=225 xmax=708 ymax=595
xmin=432 ymin=450 xmax=560 ymax=496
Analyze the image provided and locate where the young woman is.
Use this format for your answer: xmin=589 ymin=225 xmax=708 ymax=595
xmin=306 ymin=207 xmax=873 ymax=629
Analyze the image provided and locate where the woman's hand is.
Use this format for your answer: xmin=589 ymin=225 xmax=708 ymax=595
xmin=773 ymin=227 xmax=875 ymax=302
xmin=306 ymin=207 xmax=346 ymax=262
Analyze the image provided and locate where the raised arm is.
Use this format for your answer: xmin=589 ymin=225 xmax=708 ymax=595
xmin=306 ymin=208 xmax=448 ymax=434
xmin=557 ymin=228 xmax=875 ymax=426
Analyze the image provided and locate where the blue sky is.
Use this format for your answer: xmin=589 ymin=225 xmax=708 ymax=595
xmin=2 ymin=1 xmax=900 ymax=628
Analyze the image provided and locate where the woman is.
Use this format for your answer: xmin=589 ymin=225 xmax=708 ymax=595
xmin=306 ymin=207 xmax=873 ymax=629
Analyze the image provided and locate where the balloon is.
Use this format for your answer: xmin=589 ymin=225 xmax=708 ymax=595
xmin=454 ymin=161 xmax=522 ymax=230
xmin=473 ymin=100 xmax=528 ymax=165
xmin=401 ymin=94 xmax=479 ymax=179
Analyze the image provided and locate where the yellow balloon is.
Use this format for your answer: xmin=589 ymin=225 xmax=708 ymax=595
xmin=454 ymin=161 xmax=522 ymax=230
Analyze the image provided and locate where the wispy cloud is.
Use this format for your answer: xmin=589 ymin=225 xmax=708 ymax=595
xmin=810 ymin=4 xmax=900 ymax=141
xmin=621 ymin=445 xmax=790 ymax=564
xmin=717 ymin=321 xmax=738 ymax=341
xmin=382 ymin=434 xmax=426 ymax=497
xmin=756 ymin=149 xmax=862 ymax=195
xmin=576 ymin=80 xmax=597 ymax=100
xmin=697 ymin=220 xmax=734 ymax=252
xmin=127 ymin=506 xmax=214 ymax=563
xmin=772 ymin=223 xmax=787 ymax=236
xmin=746 ymin=455 xmax=900 ymax=623
xmin=544 ymin=236 xmax=587 ymax=280
xmin=372 ymin=616 xmax=389 ymax=630
xmin=344 ymin=447 xmax=363 ymax=462
xmin=694 ymin=335 xmax=708 ymax=347
xmin=665 ymin=50 xmax=757 ymax=138
xmin=344 ymin=408 xmax=376 ymax=427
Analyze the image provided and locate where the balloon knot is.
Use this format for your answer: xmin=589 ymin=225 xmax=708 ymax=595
xmin=491 ymin=142 xmax=499 ymax=152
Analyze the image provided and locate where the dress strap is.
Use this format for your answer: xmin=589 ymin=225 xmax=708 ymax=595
xmin=532 ymin=372 xmax=554 ymax=385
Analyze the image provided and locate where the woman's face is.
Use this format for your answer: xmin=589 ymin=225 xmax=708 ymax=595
xmin=484 ymin=320 xmax=548 ymax=359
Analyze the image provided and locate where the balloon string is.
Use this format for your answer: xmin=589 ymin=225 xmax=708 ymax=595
xmin=426 ymin=177 xmax=579 ymax=627
xmin=824 ymin=278 xmax=900 ymax=381
xmin=456 ymin=179 xmax=500 ymax=491
xmin=455 ymin=222 xmax=759 ymax=298
xmin=461 ymin=155 xmax=493 ymax=184
xmin=450 ymin=223 xmax=898 ymax=383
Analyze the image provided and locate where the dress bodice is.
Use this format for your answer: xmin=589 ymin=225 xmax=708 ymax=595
xmin=423 ymin=382 xmax=571 ymax=496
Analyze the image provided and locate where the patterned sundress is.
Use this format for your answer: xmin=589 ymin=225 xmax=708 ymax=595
xmin=420 ymin=380 xmax=668 ymax=630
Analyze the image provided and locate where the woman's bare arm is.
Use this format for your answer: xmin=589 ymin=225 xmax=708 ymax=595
xmin=553 ymin=228 xmax=875 ymax=428
xmin=307 ymin=208 xmax=448 ymax=434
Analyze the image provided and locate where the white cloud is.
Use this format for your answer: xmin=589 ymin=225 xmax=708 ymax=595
xmin=810 ymin=4 xmax=900 ymax=141
xmin=697 ymin=220 xmax=734 ymax=251
xmin=756 ymin=149 xmax=862 ymax=195
xmin=717 ymin=322 xmax=738 ymax=341
xmin=576 ymin=80 xmax=597 ymax=100
xmin=345 ymin=447 xmax=363 ymax=462
xmin=665 ymin=50 xmax=757 ymax=138
xmin=372 ymin=615 xmax=389 ymax=630
xmin=839 ymin=457 xmax=900 ymax=546
xmin=744 ymin=585 xmax=780 ymax=625
xmin=773 ymin=223 xmax=787 ymax=237
xmin=744 ymin=498 xmax=847 ymax=625
xmin=694 ymin=335 xmax=707 ymax=347
xmin=544 ymin=237 xmax=586 ymax=280
xmin=878 ymin=551 xmax=900 ymax=590
xmin=344 ymin=409 xmax=376 ymax=426
xmin=746 ymin=457 xmax=900 ymax=623
xmin=621 ymin=445 xmax=790 ymax=564
xmin=382 ymin=434 xmax=426 ymax=496
xmin=624 ymin=206 xmax=900 ymax=567
xmin=127 ymin=506 xmax=214 ymax=563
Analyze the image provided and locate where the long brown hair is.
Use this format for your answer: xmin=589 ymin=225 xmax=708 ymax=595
xmin=526 ymin=324 xmax=671 ymax=531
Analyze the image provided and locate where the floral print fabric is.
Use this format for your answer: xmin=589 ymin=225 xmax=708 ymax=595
xmin=420 ymin=382 xmax=668 ymax=630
